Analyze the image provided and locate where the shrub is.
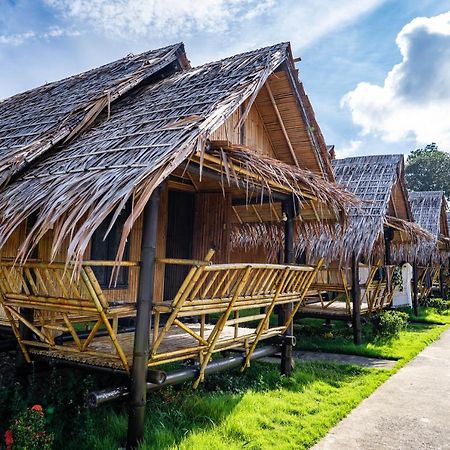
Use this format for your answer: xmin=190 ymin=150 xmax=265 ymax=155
xmin=420 ymin=297 xmax=450 ymax=313
xmin=371 ymin=310 xmax=409 ymax=339
xmin=7 ymin=405 xmax=54 ymax=450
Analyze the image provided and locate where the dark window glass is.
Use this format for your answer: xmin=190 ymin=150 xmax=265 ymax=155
xmin=91 ymin=207 xmax=130 ymax=289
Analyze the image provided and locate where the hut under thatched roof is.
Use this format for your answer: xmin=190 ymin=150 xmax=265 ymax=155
xmin=409 ymin=191 xmax=449 ymax=247
xmin=0 ymin=42 xmax=362 ymax=444
xmin=299 ymin=154 xmax=435 ymax=264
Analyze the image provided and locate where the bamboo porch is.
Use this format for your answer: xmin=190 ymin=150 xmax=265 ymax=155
xmin=0 ymin=253 xmax=323 ymax=385
xmin=300 ymin=263 xmax=396 ymax=319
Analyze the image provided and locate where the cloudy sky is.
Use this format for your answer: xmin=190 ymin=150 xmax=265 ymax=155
xmin=1 ymin=0 xmax=450 ymax=158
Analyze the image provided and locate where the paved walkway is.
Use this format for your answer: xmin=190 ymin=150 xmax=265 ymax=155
xmin=294 ymin=350 xmax=396 ymax=369
xmin=314 ymin=328 xmax=450 ymax=450
xmin=261 ymin=351 xmax=396 ymax=369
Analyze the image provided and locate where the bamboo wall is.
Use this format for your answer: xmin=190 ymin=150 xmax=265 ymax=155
xmin=0 ymin=223 xmax=26 ymax=324
xmin=210 ymin=101 xmax=275 ymax=158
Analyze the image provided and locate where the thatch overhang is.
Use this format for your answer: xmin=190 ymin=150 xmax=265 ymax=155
xmin=0 ymin=42 xmax=356 ymax=266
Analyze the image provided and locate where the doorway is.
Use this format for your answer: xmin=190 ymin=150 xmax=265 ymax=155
xmin=164 ymin=190 xmax=195 ymax=300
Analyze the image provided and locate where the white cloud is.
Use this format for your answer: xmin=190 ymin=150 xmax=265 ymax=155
xmin=44 ymin=0 xmax=384 ymax=48
xmin=0 ymin=27 xmax=80 ymax=46
xmin=0 ymin=31 xmax=35 ymax=46
xmin=45 ymin=0 xmax=276 ymax=36
xmin=342 ymin=11 xmax=450 ymax=148
xmin=336 ymin=139 xmax=362 ymax=158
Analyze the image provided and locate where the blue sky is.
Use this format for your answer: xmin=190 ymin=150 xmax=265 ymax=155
xmin=1 ymin=0 xmax=450 ymax=158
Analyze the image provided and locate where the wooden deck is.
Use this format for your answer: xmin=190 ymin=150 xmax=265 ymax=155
xmin=300 ymin=300 xmax=371 ymax=319
xmin=29 ymin=324 xmax=256 ymax=370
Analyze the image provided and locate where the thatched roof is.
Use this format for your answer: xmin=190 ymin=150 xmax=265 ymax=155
xmin=0 ymin=42 xmax=355 ymax=265
xmin=0 ymin=43 xmax=188 ymax=186
xmin=296 ymin=154 xmax=411 ymax=263
xmin=409 ymin=191 xmax=449 ymax=241
xmin=403 ymin=190 xmax=450 ymax=263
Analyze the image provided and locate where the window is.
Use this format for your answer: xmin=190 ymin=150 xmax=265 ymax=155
xmin=91 ymin=207 xmax=130 ymax=289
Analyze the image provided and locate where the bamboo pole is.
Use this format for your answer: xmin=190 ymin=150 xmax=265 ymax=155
xmin=127 ymin=187 xmax=161 ymax=450
xmin=351 ymin=252 xmax=362 ymax=345
xmin=412 ymin=260 xmax=419 ymax=316
xmin=280 ymin=198 xmax=295 ymax=376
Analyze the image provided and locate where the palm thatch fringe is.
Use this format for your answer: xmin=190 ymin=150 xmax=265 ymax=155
xmin=207 ymin=144 xmax=358 ymax=214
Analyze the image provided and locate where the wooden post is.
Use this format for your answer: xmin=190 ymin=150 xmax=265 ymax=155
xmin=280 ymin=198 xmax=294 ymax=376
xmin=412 ymin=259 xmax=419 ymax=316
xmin=127 ymin=187 xmax=161 ymax=450
xmin=384 ymin=227 xmax=394 ymax=266
xmin=439 ymin=264 xmax=445 ymax=298
xmin=351 ymin=252 xmax=362 ymax=345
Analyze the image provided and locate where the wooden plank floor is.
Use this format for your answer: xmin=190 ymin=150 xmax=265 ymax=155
xmin=300 ymin=301 xmax=371 ymax=318
xmin=29 ymin=324 xmax=256 ymax=370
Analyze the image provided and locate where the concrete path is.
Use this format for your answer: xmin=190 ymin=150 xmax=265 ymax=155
xmin=294 ymin=350 xmax=396 ymax=369
xmin=314 ymin=328 xmax=450 ymax=450
xmin=261 ymin=351 xmax=396 ymax=370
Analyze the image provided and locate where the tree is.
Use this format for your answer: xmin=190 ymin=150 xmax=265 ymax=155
xmin=405 ymin=143 xmax=450 ymax=197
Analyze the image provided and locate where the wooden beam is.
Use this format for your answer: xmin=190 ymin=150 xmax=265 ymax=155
xmin=265 ymin=82 xmax=300 ymax=167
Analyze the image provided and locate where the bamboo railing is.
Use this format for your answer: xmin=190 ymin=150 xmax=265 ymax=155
xmin=307 ymin=264 xmax=396 ymax=314
xmin=0 ymin=255 xmax=324 ymax=385
xmin=0 ymin=260 xmax=138 ymax=373
xmin=417 ymin=264 xmax=441 ymax=300
xmin=153 ymin=252 xmax=323 ymax=386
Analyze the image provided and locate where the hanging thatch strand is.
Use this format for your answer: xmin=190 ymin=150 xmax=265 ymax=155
xmin=207 ymin=144 xmax=358 ymax=214
xmin=0 ymin=42 xmax=355 ymax=268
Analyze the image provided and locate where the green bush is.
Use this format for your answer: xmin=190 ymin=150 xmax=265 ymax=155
xmin=420 ymin=297 xmax=450 ymax=313
xmin=371 ymin=310 xmax=409 ymax=339
xmin=6 ymin=405 xmax=54 ymax=450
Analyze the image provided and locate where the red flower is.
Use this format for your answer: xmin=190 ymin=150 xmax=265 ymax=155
xmin=4 ymin=429 xmax=13 ymax=446
xmin=31 ymin=404 xmax=44 ymax=415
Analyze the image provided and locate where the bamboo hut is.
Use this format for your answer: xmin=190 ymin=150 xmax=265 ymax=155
xmin=0 ymin=42 xmax=356 ymax=446
xmin=408 ymin=191 xmax=450 ymax=300
xmin=296 ymin=154 xmax=435 ymax=341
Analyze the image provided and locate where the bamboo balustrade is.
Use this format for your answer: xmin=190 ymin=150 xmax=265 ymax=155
xmin=153 ymin=253 xmax=323 ymax=386
xmin=0 ymin=260 xmax=138 ymax=373
xmin=0 ymin=254 xmax=324 ymax=385
xmin=304 ymin=264 xmax=396 ymax=316
xmin=417 ymin=264 xmax=441 ymax=300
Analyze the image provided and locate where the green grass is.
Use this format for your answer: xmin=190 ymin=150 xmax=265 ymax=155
xmin=2 ymin=307 xmax=448 ymax=449
xmin=405 ymin=306 xmax=450 ymax=325
xmin=295 ymin=307 xmax=449 ymax=365
xmin=71 ymin=362 xmax=389 ymax=450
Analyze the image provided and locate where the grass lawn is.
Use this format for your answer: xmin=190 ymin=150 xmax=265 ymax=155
xmin=295 ymin=307 xmax=449 ymax=365
xmin=75 ymin=362 xmax=390 ymax=450
xmin=1 ymin=307 xmax=448 ymax=449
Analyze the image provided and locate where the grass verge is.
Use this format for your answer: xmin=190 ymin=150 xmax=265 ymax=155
xmin=1 ymin=307 xmax=448 ymax=449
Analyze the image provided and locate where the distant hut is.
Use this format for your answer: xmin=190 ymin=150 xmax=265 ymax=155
xmin=298 ymin=155 xmax=434 ymax=342
xmin=408 ymin=191 xmax=450 ymax=299
xmin=0 ymin=42 xmax=356 ymax=445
